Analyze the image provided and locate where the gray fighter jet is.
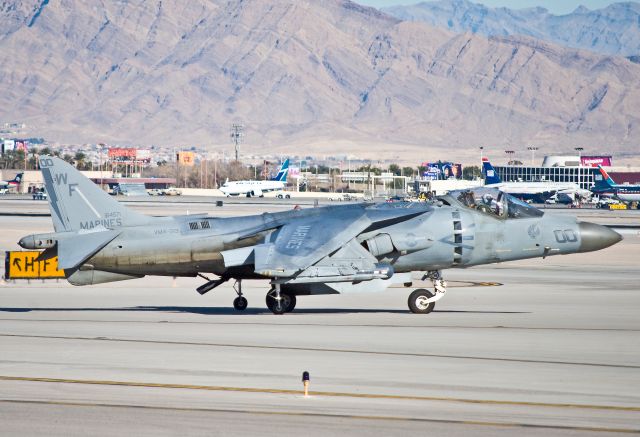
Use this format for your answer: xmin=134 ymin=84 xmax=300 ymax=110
xmin=19 ymin=157 xmax=622 ymax=314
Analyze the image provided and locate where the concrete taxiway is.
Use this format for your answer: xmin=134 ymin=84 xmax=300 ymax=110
xmin=0 ymin=198 xmax=639 ymax=436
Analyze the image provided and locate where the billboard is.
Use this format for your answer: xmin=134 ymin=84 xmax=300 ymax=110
xmin=177 ymin=151 xmax=195 ymax=166
xmin=108 ymin=148 xmax=152 ymax=163
xmin=14 ymin=140 xmax=29 ymax=151
xmin=3 ymin=139 xmax=15 ymax=152
xmin=136 ymin=149 xmax=152 ymax=163
xmin=288 ymin=166 xmax=301 ymax=178
xmin=421 ymin=162 xmax=463 ymax=180
xmin=108 ymin=148 xmax=137 ymax=161
xmin=580 ymin=156 xmax=612 ymax=167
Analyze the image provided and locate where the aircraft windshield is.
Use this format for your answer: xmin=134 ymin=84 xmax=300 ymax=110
xmin=453 ymin=188 xmax=544 ymax=219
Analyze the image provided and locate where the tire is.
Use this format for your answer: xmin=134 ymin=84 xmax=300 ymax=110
xmin=233 ymin=296 xmax=248 ymax=311
xmin=266 ymin=290 xmax=296 ymax=314
xmin=284 ymin=294 xmax=296 ymax=312
xmin=408 ymin=289 xmax=435 ymax=314
xmin=285 ymin=194 xmax=290 ymax=199
xmin=277 ymin=194 xmax=283 ymax=199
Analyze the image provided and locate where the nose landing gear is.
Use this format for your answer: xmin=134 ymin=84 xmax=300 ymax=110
xmin=408 ymin=270 xmax=447 ymax=314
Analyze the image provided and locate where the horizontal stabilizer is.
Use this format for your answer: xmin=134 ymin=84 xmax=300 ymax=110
xmin=58 ymin=230 xmax=120 ymax=270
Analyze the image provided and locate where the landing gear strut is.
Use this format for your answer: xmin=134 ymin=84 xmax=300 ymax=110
xmin=408 ymin=270 xmax=447 ymax=314
xmin=196 ymin=274 xmax=229 ymax=295
xmin=196 ymin=275 xmax=248 ymax=311
xmin=233 ymin=280 xmax=248 ymax=311
xmin=266 ymin=283 xmax=296 ymax=314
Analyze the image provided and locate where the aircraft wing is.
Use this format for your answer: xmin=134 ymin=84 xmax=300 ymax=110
xmin=252 ymin=205 xmax=427 ymax=277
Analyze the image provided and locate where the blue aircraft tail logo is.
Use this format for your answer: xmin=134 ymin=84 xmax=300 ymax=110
xmin=482 ymin=158 xmax=502 ymax=184
xmin=273 ymin=159 xmax=289 ymax=182
xmin=594 ymin=165 xmax=616 ymax=190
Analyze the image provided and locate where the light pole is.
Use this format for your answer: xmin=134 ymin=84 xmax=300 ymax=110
xmin=574 ymin=147 xmax=584 ymax=159
xmin=505 ymin=150 xmax=515 ymax=165
xmin=230 ymin=124 xmax=244 ymax=162
xmin=527 ymin=146 xmax=539 ymax=166
xmin=479 ymin=146 xmax=484 ymax=164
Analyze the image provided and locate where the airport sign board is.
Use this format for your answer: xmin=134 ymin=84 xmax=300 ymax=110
xmin=4 ymin=251 xmax=65 ymax=279
xmin=580 ymin=156 xmax=612 ymax=167
xmin=177 ymin=151 xmax=195 ymax=166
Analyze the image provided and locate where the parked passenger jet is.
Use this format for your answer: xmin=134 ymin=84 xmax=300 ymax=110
xmin=591 ymin=166 xmax=640 ymax=202
xmin=482 ymin=158 xmax=590 ymax=202
xmin=219 ymin=159 xmax=289 ymax=197
xmin=0 ymin=173 xmax=22 ymax=191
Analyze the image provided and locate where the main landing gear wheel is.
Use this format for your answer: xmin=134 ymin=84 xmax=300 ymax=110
xmin=266 ymin=289 xmax=296 ymax=314
xmin=408 ymin=289 xmax=435 ymax=314
xmin=233 ymin=296 xmax=248 ymax=311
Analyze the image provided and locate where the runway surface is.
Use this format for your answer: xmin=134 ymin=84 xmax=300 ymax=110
xmin=0 ymin=198 xmax=639 ymax=435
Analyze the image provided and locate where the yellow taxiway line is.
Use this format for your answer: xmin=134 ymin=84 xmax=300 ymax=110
xmin=0 ymin=375 xmax=637 ymax=412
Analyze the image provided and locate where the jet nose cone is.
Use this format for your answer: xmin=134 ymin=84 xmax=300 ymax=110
xmin=578 ymin=222 xmax=622 ymax=253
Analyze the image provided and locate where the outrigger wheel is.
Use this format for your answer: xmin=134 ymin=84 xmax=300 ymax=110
xmin=233 ymin=296 xmax=248 ymax=311
xmin=408 ymin=289 xmax=436 ymax=314
xmin=265 ymin=288 xmax=297 ymax=314
xmin=232 ymin=280 xmax=248 ymax=311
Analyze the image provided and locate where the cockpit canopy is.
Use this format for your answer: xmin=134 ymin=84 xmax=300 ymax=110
xmin=447 ymin=188 xmax=544 ymax=219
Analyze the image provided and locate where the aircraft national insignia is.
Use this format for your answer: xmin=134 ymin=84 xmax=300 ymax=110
xmin=528 ymin=224 xmax=541 ymax=239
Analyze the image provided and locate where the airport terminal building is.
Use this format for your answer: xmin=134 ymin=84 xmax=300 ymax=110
xmin=492 ymin=155 xmax=640 ymax=191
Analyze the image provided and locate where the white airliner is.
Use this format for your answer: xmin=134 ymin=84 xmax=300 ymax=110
xmin=219 ymin=159 xmax=289 ymax=197
xmin=482 ymin=158 xmax=591 ymax=202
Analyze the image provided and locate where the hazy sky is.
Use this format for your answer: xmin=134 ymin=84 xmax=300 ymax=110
xmin=359 ymin=0 xmax=619 ymax=15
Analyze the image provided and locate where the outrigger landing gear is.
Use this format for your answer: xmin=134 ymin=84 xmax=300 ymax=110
xmin=265 ymin=283 xmax=296 ymax=314
xmin=196 ymin=274 xmax=247 ymax=311
xmin=408 ymin=270 xmax=447 ymax=314
xmin=196 ymin=274 xmax=229 ymax=295
xmin=232 ymin=280 xmax=248 ymax=311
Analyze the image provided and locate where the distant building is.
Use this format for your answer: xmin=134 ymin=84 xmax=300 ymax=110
xmin=492 ymin=155 xmax=640 ymax=190
xmin=4 ymin=169 xmax=175 ymax=194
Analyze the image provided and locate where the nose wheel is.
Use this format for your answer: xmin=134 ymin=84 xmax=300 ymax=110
xmin=408 ymin=270 xmax=447 ymax=314
xmin=408 ymin=289 xmax=435 ymax=314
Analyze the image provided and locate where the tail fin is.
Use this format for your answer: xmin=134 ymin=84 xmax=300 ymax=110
xmin=273 ymin=159 xmax=289 ymax=182
xmin=2 ymin=173 xmax=22 ymax=186
xmin=594 ymin=165 xmax=616 ymax=189
xmin=39 ymin=156 xmax=149 ymax=232
xmin=482 ymin=158 xmax=502 ymax=184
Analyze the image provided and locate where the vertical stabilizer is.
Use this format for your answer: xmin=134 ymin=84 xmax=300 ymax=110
xmin=273 ymin=159 xmax=290 ymax=182
xmin=595 ymin=165 xmax=616 ymax=189
xmin=39 ymin=156 xmax=150 ymax=232
xmin=482 ymin=158 xmax=502 ymax=184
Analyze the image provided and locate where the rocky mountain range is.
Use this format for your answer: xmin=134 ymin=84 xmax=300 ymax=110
xmin=0 ymin=0 xmax=638 ymax=160
xmin=382 ymin=0 xmax=640 ymax=58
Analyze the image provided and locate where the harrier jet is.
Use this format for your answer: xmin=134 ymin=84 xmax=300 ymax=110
xmin=19 ymin=157 xmax=621 ymax=314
